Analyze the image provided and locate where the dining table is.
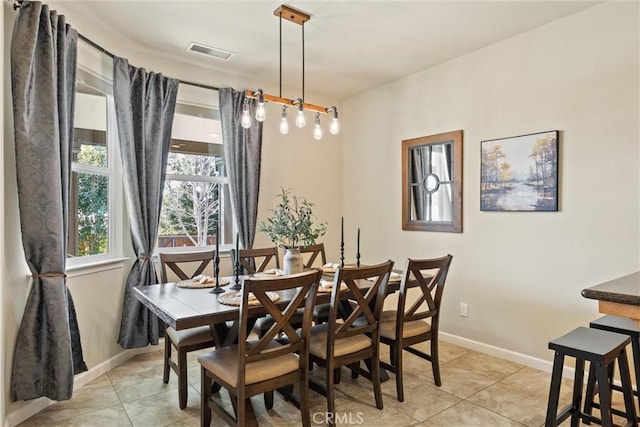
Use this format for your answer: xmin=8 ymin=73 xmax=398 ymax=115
xmin=581 ymin=271 xmax=640 ymax=327
xmin=133 ymin=270 xmax=405 ymax=425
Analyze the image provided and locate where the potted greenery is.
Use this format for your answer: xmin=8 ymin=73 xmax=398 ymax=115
xmin=258 ymin=188 xmax=327 ymax=274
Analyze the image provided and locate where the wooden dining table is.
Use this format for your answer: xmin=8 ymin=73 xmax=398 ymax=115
xmin=133 ymin=271 xmax=404 ymax=425
xmin=581 ymin=271 xmax=640 ymax=327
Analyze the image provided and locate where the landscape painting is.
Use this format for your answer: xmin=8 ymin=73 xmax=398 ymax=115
xmin=480 ymin=130 xmax=559 ymax=211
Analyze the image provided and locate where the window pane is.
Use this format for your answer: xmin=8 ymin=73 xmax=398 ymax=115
xmin=74 ymin=92 xmax=107 ymax=167
xmin=159 ymin=180 xmax=226 ymax=247
xmin=69 ymin=172 xmax=109 ymax=257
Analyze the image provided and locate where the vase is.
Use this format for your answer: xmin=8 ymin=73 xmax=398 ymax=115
xmin=283 ymin=247 xmax=303 ymax=275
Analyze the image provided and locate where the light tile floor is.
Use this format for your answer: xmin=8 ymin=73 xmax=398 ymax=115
xmin=16 ymin=341 xmax=632 ymax=426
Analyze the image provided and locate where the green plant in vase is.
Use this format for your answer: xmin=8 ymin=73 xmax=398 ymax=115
xmin=259 ymin=188 xmax=327 ymax=274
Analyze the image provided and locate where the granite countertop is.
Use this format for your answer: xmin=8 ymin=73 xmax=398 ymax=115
xmin=581 ymin=271 xmax=640 ymax=306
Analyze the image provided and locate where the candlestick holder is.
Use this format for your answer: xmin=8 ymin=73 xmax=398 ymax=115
xmin=209 ymin=252 xmax=225 ymax=294
xmin=340 ymin=241 xmax=345 ymax=268
xmin=356 ymin=251 xmax=360 ymax=268
xmin=230 ymin=256 xmax=242 ymax=290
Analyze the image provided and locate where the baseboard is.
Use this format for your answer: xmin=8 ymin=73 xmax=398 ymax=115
xmin=4 ymin=342 xmax=161 ymax=427
xmin=440 ymin=332 xmax=576 ymax=379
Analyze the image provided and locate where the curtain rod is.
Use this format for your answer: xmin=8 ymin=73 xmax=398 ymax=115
xmin=9 ymin=1 xmax=220 ymax=92
xmin=76 ymin=34 xmax=220 ymax=92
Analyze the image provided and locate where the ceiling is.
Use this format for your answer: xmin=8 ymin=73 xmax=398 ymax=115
xmin=49 ymin=1 xmax=600 ymax=100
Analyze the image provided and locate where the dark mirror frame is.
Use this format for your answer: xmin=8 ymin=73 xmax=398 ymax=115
xmin=402 ymin=130 xmax=463 ymax=233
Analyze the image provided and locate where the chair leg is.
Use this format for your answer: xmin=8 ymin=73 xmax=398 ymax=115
xmin=395 ymin=344 xmax=404 ymax=402
xmin=334 ymin=367 xmax=341 ymax=384
xmin=545 ymin=351 xmax=565 ymax=427
xmin=300 ymin=371 xmax=311 ymax=427
xmin=350 ymin=362 xmax=360 ymax=379
xmin=595 ymin=362 xmax=613 ymax=427
xmin=583 ymin=362 xmax=597 ymax=424
xmin=264 ymin=390 xmax=274 ymax=409
xmin=570 ymin=358 xmax=585 ymax=427
xmin=632 ymin=338 xmax=640 ymax=412
xmin=201 ymin=368 xmax=212 ymax=427
xmin=178 ymin=348 xmax=188 ymax=409
xmin=372 ymin=352 xmax=383 ymax=410
xmin=431 ymin=338 xmax=441 ymax=387
xmin=326 ymin=364 xmax=336 ymax=427
xmin=163 ymin=336 xmax=171 ymax=384
xmin=617 ymin=350 xmax=638 ymax=425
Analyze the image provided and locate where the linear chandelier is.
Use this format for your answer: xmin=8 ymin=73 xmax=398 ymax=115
xmin=242 ymin=4 xmax=339 ymax=140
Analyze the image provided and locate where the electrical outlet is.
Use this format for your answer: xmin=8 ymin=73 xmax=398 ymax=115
xmin=459 ymin=302 xmax=469 ymax=317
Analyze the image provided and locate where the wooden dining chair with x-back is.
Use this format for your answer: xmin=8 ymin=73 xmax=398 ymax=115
xmin=158 ymin=251 xmax=217 ymax=409
xmin=198 ymin=269 xmax=322 ymax=427
xmin=379 ymin=255 xmax=453 ymax=402
xmin=231 ymin=246 xmax=280 ymax=275
xmin=308 ymin=260 xmax=394 ymax=426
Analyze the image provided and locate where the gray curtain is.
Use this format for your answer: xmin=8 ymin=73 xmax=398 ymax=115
xmin=219 ymin=88 xmax=263 ymax=249
xmin=411 ymin=147 xmax=428 ymax=221
xmin=113 ymin=56 xmax=179 ymax=348
xmin=10 ymin=1 xmax=87 ymax=401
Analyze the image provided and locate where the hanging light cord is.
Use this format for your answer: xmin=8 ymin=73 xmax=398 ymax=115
xmin=279 ymin=13 xmax=282 ymax=98
xmin=301 ymin=22 xmax=305 ymax=102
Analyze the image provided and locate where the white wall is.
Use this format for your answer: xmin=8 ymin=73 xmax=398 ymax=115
xmin=343 ymin=1 xmax=639 ymax=362
xmin=0 ymin=3 xmax=5 ymax=426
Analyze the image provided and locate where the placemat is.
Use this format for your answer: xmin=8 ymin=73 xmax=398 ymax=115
xmin=176 ymin=277 xmax=230 ymax=289
xmin=318 ymin=280 xmax=347 ymax=293
xmin=218 ymin=291 xmax=280 ymax=306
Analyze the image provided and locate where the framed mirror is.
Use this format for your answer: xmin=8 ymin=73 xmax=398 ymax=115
xmin=402 ymin=130 xmax=463 ymax=232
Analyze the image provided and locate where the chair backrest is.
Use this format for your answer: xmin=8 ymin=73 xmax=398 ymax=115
xmin=231 ymin=246 xmax=280 ymax=274
xmin=158 ymin=251 xmax=215 ymax=282
xmin=326 ymin=260 xmax=394 ymax=353
xmin=237 ymin=269 xmax=322 ymax=383
xmin=299 ymin=243 xmax=327 ymax=268
xmin=397 ymin=254 xmax=453 ymax=336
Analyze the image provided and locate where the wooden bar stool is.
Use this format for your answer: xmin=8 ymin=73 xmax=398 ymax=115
xmin=583 ymin=315 xmax=640 ymax=422
xmin=545 ymin=327 xmax=638 ymax=427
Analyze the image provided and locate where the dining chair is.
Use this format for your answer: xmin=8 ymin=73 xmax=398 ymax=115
xmin=158 ymin=251 xmax=217 ymax=409
xmin=379 ymin=255 xmax=453 ymax=402
xmin=231 ymin=246 xmax=280 ymax=275
xmin=198 ymin=269 xmax=322 ymax=427
xmin=298 ymin=243 xmax=332 ymax=325
xmin=308 ymin=260 xmax=394 ymax=426
xmin=300 ymin=243 xmax=327 ymax=268
xmin=233 ymin=247 xmax=306 ymax=340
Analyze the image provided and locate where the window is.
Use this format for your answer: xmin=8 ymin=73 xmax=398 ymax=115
xmin=157 ymin=104 xmax=234 ymax=250
xmin=68 ymin=80 xmax=117 ymax=262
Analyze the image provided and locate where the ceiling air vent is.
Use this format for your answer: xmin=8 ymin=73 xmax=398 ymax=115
xmin=186 ymin=42 xmax=233 ymax=60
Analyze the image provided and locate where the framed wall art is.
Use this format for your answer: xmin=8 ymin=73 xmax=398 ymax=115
xmin=480 ymin=130 xmax=559 ymax=212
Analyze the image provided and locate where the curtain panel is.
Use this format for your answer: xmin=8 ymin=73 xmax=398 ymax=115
xmin=10 ymin=0 xmax=87 ymax=401
xmin=219 ymin=88 xmax=263 ymax=250
xmin=113 ymin=56 xmax=179 ymax=349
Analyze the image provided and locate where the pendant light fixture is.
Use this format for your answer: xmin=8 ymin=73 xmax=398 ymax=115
xmin=243 ymin=4 xmax=339 ymax=139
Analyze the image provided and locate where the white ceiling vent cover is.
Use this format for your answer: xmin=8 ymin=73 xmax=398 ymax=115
xmin=186 ymin=42 xmax=233 ymax=60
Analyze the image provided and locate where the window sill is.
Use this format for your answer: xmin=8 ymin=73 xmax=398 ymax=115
xmin=66 ymin=257 xmax=130 ymax=278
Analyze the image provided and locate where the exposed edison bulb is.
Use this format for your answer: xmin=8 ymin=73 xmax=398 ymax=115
xmin=279 ymin=107 xmax=289 ymax=135
xmin=255 ymin=91 xmax=266 ymax=122
xmin=295 ymin=100 xmax=306 ymax=128
xmin=313 ymin=113 xmax=323 ymax=140
xmin=241 ymin=100 xmax=251 ymax=129
xmin=330 ymin=117 xmax=340 ymax=135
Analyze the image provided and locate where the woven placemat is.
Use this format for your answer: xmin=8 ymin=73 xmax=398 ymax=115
xmin=218 ymin=291 xmax=280 ymax=306
xmin=176 ymin=277 xmax=230 ymax=289
xmin=318 ymin=280 xmax=347 ymax=293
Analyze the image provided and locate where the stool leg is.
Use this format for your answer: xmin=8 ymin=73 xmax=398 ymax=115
xmin=570 ymin=358 xmax=585 ymax=427
xmin=546 ymin=352 xmax=565 ymax=427
xmin=632 ymin=338 xmax=640 ymax=412
xmin=583 ymin=362 xmax=597 ymax=424
xmin=617 ymin=350 xmax=638 ymax=426
xmin=596 ymin=362 xmax=614 ymax=427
